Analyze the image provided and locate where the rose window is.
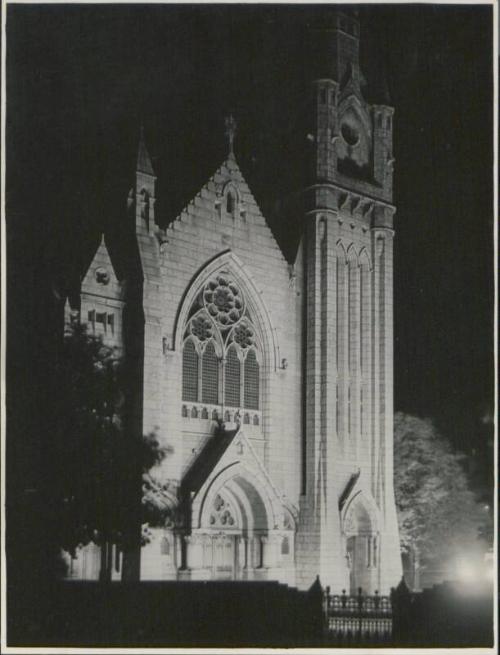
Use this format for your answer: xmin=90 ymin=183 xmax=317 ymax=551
xmin=203 ymin=274 xmax=244 ymax=327
xmin=233 ymin=323 xmax=255 ymax=349
xmin=190 ymin=314 xmax=213 ymax=341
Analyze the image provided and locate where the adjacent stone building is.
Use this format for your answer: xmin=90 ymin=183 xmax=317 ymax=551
xmin=65 ymin=10 xmax=402 ymax=593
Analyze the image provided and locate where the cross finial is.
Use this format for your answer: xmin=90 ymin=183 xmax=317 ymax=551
xmin=224 ymin=114 xmax=237 ymax=156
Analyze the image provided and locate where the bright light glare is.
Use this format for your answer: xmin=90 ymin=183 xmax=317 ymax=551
xmin=457 ymin=560 xmax=477 ymax=583
xmin=454 ymin=553 xmax=494 ymax=590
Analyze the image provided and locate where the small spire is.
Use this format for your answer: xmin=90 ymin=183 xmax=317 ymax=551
xmin=224 ymin=114 xmax=237 ymax=157
xmin=137 ymin=125 xmax=155 ymax=176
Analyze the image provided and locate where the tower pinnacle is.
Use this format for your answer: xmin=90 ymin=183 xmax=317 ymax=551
xmin=224 ymin=115 xmax=237 ymax=157
xmin=309 ymin=9 xmax=361 ymax=86
xmin=137 ymin=125 xmax=155 ymax=176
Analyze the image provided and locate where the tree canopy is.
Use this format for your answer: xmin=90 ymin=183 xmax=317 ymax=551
xmin=51 ymin=322 xmax=169 ymax=576
xmin=393 ymin=412 xmax=487 ymax=578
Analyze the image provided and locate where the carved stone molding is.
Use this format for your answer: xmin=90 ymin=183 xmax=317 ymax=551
xmin=375 ymin=236 xmax=385 ymax=258
xmin=318 ymin=217 xmax=326 ymax=242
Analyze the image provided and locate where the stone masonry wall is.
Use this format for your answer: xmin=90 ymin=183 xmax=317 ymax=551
xmin=139 ymin=154 xmax=303 ymax=509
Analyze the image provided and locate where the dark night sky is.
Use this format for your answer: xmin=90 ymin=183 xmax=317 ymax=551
xmin=6 ymin=4 xmax=494 ymax=465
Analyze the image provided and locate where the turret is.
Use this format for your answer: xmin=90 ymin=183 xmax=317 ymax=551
xmin=309 ymin=10 xmax=361 ymax=85
xmin=372 ymin=104 xmax=394 ymax=196
xmin=306 ymin=8 xmax=394 ymax=210
xmin=135 ymin=126 xmax=156 ymax=235
xmin=310 ymin=78 xmax=338 ymax=183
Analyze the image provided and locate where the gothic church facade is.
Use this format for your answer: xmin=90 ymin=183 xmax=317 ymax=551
xmin=66 ymin=11 xmax=402 ymax=593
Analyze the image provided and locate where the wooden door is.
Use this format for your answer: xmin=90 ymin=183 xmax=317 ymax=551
xmin=213 ymin=535 xmax=235 ymax=580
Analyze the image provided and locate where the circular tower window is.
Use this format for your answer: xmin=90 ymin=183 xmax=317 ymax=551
xmin=341 ymin=123 xmax=360 ymax=146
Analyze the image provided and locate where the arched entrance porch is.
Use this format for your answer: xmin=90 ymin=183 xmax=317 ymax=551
xmin=182 ymin=464 xmax=292 ymax=582
xmin=342 ymin=492 xmax=380 ymax=594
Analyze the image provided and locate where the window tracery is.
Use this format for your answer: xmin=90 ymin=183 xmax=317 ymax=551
xmin=209 ymin=494 xmax=237 ymax=528
xmin=203 ymin=274 xmax=244 ymax=327
xmin=181 ymin=272 xmax=261 ymax=414
xmin=189 ymin=314 xmax=213 ymax=341
xmin=232 ymin=322 xmax=255 ymax=349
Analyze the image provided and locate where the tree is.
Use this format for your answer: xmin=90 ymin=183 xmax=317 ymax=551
xmin=51 ymin=322 xmax=168 ymax=580
xmin=141 ymin=433 xmax=175 ymax=544
xmin=394 ymin=412 xmax=485 ymax=588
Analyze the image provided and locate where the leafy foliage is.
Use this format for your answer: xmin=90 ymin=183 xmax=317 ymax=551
xmin=141 ymin=472 xmax=175 ymax=538
xmin=52 ymin=323 xmax=169 ymax=560
xmin=394 ymin=412 xmax=484 ymax=571
xmin=141 ymin=434 xmax=175 ymax=543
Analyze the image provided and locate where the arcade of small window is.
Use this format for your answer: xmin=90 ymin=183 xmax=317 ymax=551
xmin=87 ymin=308 xmax=115 ymax=335
xmin=181 ymin=272 xmax=261 ymax=419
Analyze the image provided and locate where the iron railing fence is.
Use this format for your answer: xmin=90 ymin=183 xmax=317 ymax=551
xmin=324 ymin=587 xmax=393 ymax=645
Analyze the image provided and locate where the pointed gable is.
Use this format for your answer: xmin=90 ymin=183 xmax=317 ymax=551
xmin=339 ymin=62 xmax=365 ymax=103
xmin=181 ymin=424 xmax=239 ymax=496
xmin=80 ymin=235 xmax=125 ymax=347
xmin=183 ymin=424 xmax=282 ymax=500
xmin=81 ymin=235 xmax=124 ymax=301
xmin=183 ymin=424 xmax=292 ymax=532
xmin=166 ymin=154 xmax=288 ymax=265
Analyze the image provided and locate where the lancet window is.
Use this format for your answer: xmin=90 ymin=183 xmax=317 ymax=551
xmin=202 ymin=341 xmax=219 ymax=404
xmin=182 ymin=340 xmax=199 ymax=402
xmin=224 ymin=345 xmax=241 ymax=407
xmin=244 ymin=350 xmax=259 ymax=410
xmin=181 ymin=272 xmax=261 ymax=412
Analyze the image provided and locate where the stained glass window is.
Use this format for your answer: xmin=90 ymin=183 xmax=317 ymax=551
xmin=244 ymin=350 xmax=259 ymax=409
xmin=225 ymin=346 xmax=240 ymax=407
xmin=182 ymin=340 xmax=198 ymax=402
xmin=202 ymin=341 xmax=219 ymax=404
xmin=182 ymin=278 xmax=263 ymax=416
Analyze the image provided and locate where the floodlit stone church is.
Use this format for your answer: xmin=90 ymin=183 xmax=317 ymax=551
xmin=65 ymin=10 xmax=402 ymax=593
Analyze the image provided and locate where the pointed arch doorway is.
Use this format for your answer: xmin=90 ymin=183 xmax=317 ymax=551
xmin=207 ymin=491 xmax=242 ymax=580
xmin=187 ymin=466 xmax=276 ymax=581
xmin=343 ymin=496 xmax=380 ymax=594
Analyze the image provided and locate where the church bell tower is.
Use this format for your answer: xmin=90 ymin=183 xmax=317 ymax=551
xmin=296 ymin=9 xmax=402 ymax=593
